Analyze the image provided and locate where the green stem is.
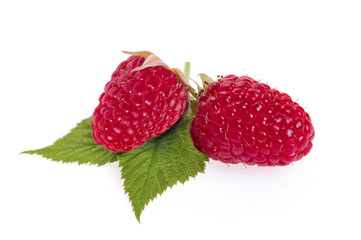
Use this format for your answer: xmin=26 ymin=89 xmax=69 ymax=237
xmin=183 ymin=62 xmax=199 ymax=99
xmin=189 ymin=88 xmax=199 ymax=100
xmin=184 ymin=62 xmax=191 ymax=79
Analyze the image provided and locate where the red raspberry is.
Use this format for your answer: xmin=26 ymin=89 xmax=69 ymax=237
xmin=190 ymin=75 xmax=314 ymax=166
xmin=92 ymin=55 xmax=188 ymax=152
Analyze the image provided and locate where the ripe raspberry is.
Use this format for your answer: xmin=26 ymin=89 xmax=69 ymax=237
xmin=190 ymin=75 xmax=314 ymax=166
xmin=92 ymin=54 xmax=188 ymax=152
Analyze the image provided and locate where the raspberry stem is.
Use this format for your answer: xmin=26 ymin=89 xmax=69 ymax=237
xmin=184 ymin=62 xmax=191 ymax=78
xmin=183 ymin=62 xmax=199 ymax=100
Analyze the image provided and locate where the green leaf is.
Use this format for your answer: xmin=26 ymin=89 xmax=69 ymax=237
xmin=118 ymin=112 xmax=209 ymax=222
xmin=21 ymin=117 xmax=121 ymax=166
xmin=22 ymin=112 xmax=209 ymax=222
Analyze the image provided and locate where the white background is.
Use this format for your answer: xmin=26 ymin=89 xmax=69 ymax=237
xmin=1 ymin=0 xmax=360 ymax=239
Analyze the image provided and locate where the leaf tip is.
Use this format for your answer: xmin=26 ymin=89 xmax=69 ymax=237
xmin=134 ymin=209 xmax=143 ymax=223
xmin=20 ymin=150 xmax=35 ymax=155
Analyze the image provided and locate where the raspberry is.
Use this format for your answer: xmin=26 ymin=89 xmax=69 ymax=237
xmin=92 ymin=54 xmax=188 ymax=152
xmin=190 ymin=75 xmax=315 ymax=166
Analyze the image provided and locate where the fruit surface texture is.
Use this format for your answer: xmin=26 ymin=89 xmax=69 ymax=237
xmin=190 ymin=75 xmax=315 ymax=166
xmin=92 ymin=55 xmax=188 ymax=152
